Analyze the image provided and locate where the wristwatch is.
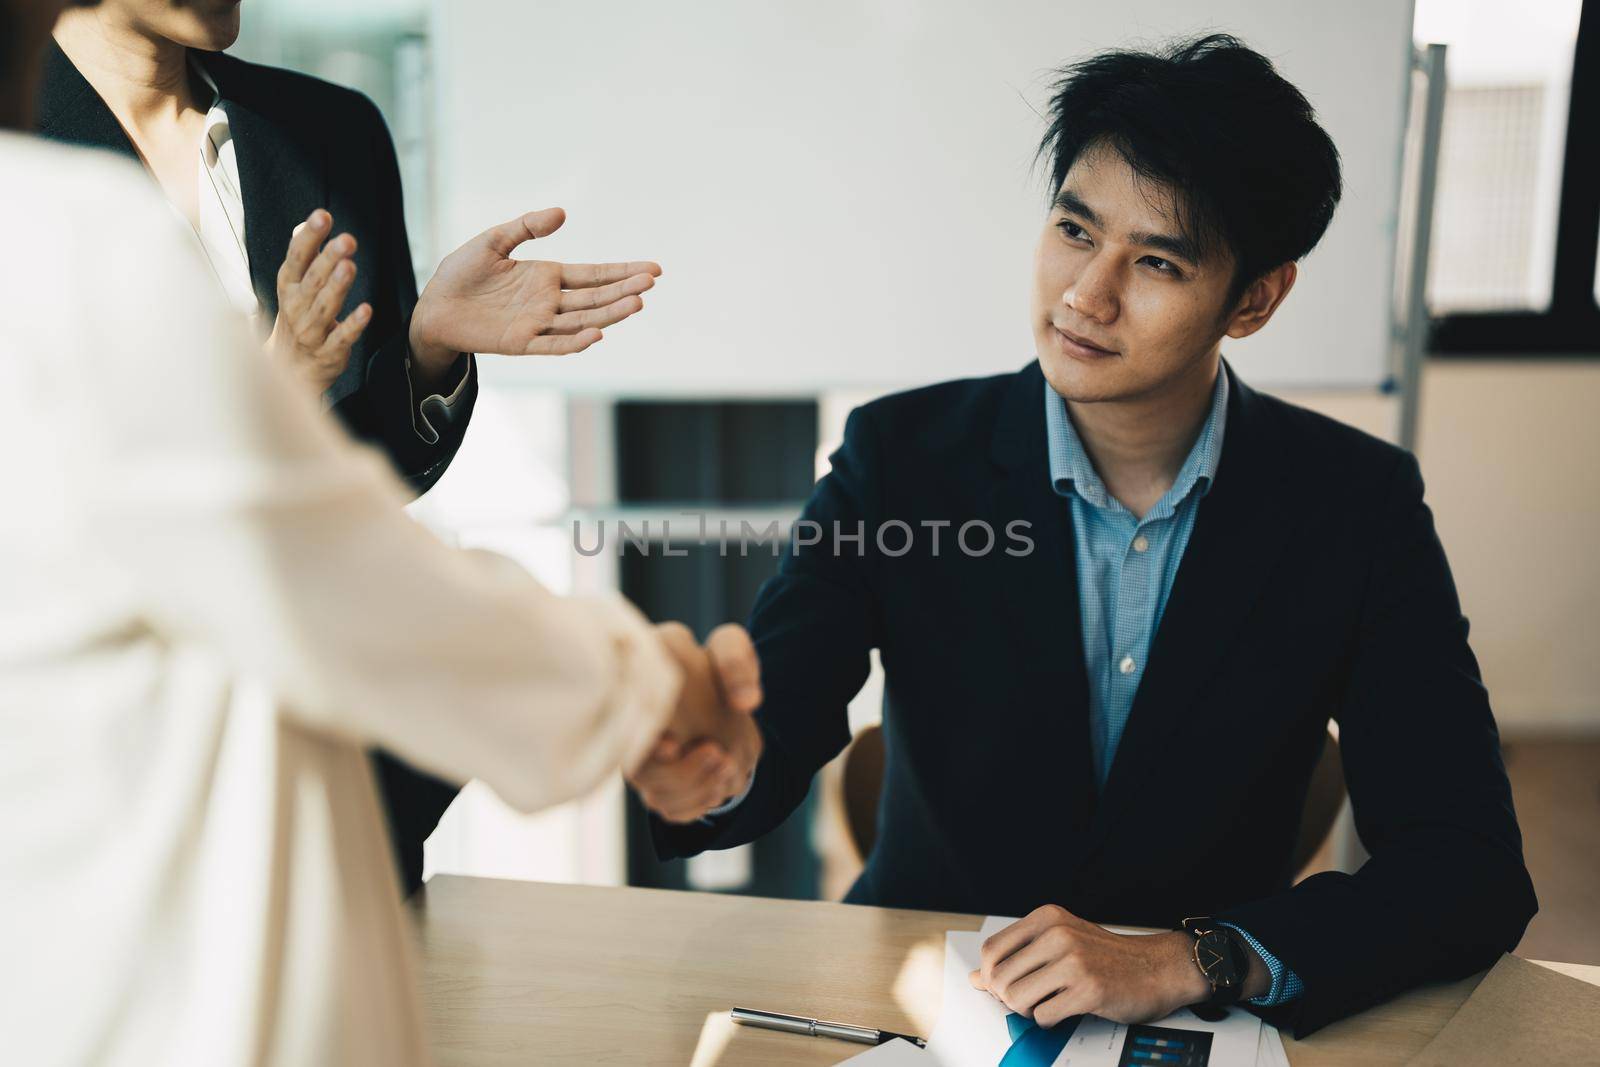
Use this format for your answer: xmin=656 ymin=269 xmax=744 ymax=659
xmin=1180 ymin=917 xmax=1250 ymax=1007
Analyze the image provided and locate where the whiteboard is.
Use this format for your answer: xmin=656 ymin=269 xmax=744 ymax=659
xmin=431 ymin=0 xmax=1414 ymax=394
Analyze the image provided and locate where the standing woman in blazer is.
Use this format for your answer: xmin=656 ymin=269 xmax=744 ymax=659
xmin=39 ymin=0 xmax=663 ymax=892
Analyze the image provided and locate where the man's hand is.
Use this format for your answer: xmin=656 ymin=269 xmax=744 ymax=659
xmin=408 ymin=207 xmax=660 ymax=383
xmin=628 ymin=622 xmax=764 ymax=825
xmin=266 ymin=209 xmax=372 ymax=394
xmin=970 ymin=905 xmax=1254 ymax=1027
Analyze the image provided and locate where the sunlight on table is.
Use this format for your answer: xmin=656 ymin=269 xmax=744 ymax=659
xmin=690 ymin=1010 xmax=738 ymax=1067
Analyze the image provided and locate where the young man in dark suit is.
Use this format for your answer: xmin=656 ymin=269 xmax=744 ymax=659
xmin=628 ymin=35 xmax=1537 ymax=1037
xmin=40 ymin=0 xmax=663 ymax=893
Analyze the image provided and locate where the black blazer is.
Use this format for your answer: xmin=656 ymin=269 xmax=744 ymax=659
xmin=36 ymin=42 xmax=468 ymax=893
xmin=36 ymin=42 xmax=477 ymax=492
xmin=654 ymin=359 xmax=1537 ymax=1036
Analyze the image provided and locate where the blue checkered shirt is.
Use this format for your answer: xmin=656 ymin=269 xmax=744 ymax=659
xmin=1044 ymin=368 xmax=1303 ymax=1007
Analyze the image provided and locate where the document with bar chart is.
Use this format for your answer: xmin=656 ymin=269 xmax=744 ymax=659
xmin=845 ymin=923 xmax=1288 ymax=1066
xmin=1063 ymin=1008 xmax=1260 ymax=1067
xmin=1117 ymin=1024 xmax=1212 ymax=1065
xmin=873 ymin=919 xmax=1281 ymax=1067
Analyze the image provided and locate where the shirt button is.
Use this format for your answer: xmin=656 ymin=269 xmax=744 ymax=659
xmin=1132 ymin=535 xmax=1149 ymax=553
xmin=1119 ymin=655 xmax=1136 ymax=675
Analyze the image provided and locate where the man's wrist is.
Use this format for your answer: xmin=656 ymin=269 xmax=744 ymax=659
xmin=1164 ymin=931 xmax=1214 ymax=1009
xmin=1235 ymin=935 xmax=1272 ymax=1001
xmin=702 ymin=766 xmax=756 ymax=819
xmin=1171 ymin=926 xmax=1272 ymax=1007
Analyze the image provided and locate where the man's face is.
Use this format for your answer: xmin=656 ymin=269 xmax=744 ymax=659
xmin=100 ymin=0 xmax=242 ymax=51
xmin=1032 ymin=141 xmax=1239 ymax=404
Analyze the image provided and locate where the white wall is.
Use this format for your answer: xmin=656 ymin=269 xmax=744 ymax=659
xmin=431 ymin=0 xmax=1413 ymax=394
xmin=1410 ymin=361 xmax=1600 ymax=733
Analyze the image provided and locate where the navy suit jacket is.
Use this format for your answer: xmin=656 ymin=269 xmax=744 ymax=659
xmin=653 ymin=359 xmax=1536 ymax=1036
xmin=36 ymin=42 xmax=467 ymax=894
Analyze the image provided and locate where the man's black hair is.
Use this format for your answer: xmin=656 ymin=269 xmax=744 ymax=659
xmin=1038 ymin=33 xmax=1343 ymax=307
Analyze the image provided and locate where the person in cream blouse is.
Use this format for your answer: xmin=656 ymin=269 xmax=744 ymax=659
xmin=0 ymin=128 xmax=751 ymax=1067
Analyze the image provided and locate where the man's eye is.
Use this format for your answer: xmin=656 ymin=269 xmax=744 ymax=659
xmin=1143 ymin=256 xmax=1181 ymax=276
xmin=1057 ymin=220 xmax=1088 ymax=242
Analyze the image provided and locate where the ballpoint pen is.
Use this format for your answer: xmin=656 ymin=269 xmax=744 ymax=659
xmin=731 ymin=1006 xmax=928 ymax=1048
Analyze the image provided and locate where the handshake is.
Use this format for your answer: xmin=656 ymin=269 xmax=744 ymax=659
xmin=635 ymin=622 xmax=766 ymax=824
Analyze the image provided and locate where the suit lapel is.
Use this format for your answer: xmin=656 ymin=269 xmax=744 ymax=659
xmin=36 ymin=46 xmax=326 ymax=320
xmin=35 ymin=41 xmax=139 ymax=159
xmin=1083 ymin=364 xmax=1299 ymax=854
xmin=201 ymin=53 xmax=326 ymax=318
xmin=987 ymin=363 xmax=1099 ymax=830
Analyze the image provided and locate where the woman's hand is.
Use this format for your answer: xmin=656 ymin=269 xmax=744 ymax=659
xmin=407 ymin=207 xmax=660 ymax=380
xmin=266 ymin=209 xmax=372 ymax=394
xmin=625 ymin=623 xmax=764 ymax=824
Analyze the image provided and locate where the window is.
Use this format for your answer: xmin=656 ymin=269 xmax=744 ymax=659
xmin=1419 ymin=0 xmax=1599 ymax=354
xmin=612 ymin=401 xmax=822 ymax=899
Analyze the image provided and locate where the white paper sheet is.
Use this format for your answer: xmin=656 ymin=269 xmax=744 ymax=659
xmin=1062 ymin=1008 xmax=1261 ymax=1066
xmin=836 ymin=1038 xmax=934 ymax=1064
xmin=925 ymin=932 xmax=1018 ymax=1065
xmin=948 ymin=918 xmax=1266 ymax=1066
xmin=851 ymin=923 xmax=1283 ymax=1066
xmin=978 ymin=915 xmax=1012 ymax=940
xmin=979 ymin=915 xmax=1153 ymax=940
xmin=1255 ymin=1024 xmax=1290 ymax=1067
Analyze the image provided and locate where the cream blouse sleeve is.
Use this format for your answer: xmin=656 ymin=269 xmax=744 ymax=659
xmin=64 ymin=185 xmax=679 ymax=814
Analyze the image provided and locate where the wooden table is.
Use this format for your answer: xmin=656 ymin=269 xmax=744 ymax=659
xmin=413 ymin=875 xmax=1600 ymax=1066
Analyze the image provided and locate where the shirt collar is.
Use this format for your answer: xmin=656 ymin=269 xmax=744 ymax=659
xmin=189 ymin=55 xmax=232 ymax=163
xmin=190 ymin=53 xmax=224 ymax=112
xmin=1044 ymin=363 xmax=1230 ymax=516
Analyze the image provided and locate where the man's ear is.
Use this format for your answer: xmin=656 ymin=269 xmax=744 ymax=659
xmin=1224 ymin=262 xmax=1298 ymax=340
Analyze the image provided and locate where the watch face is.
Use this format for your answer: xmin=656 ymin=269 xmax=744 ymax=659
xmin=1195 ymin=931 xmax=1240 ymax=988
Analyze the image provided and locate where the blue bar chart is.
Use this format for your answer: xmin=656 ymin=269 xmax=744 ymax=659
xmin=1115 ymin=1024 xmax=1214 ymax=1067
